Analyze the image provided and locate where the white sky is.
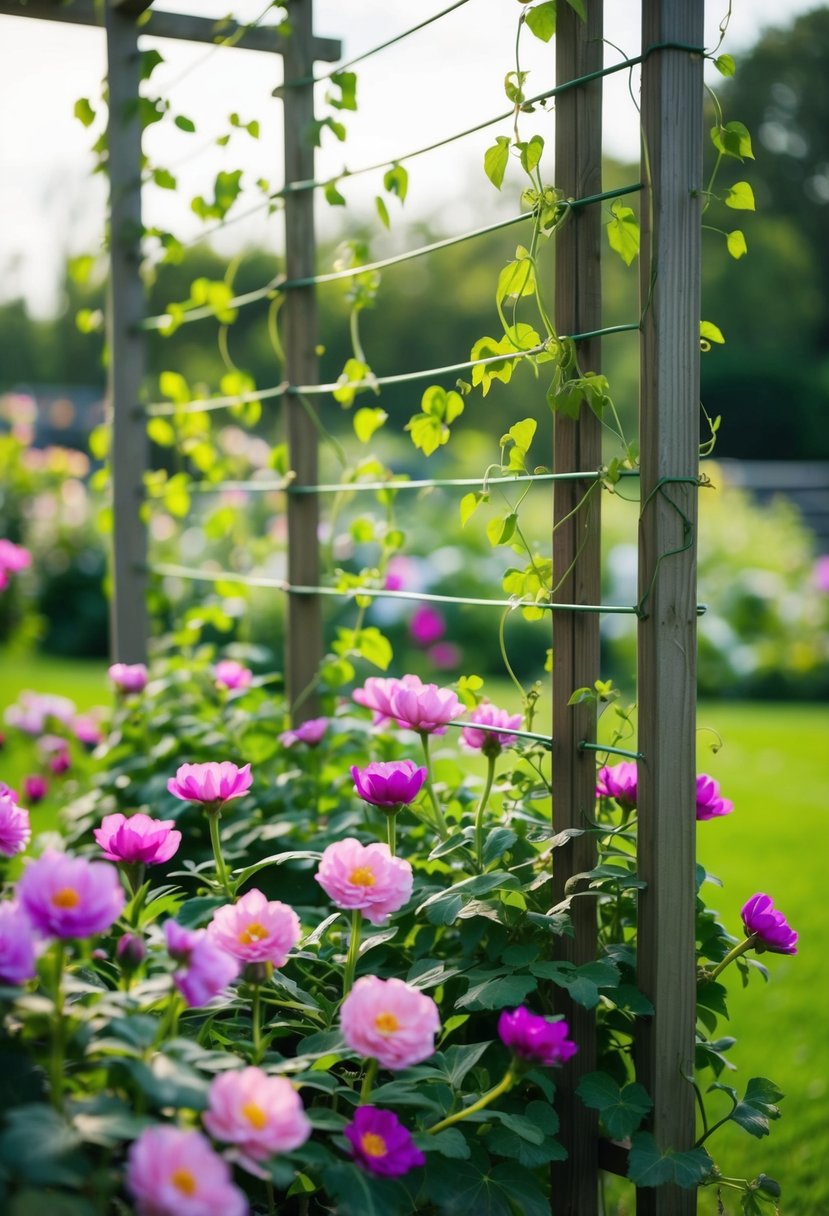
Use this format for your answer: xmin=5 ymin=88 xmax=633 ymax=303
xmin=0 ymin=0 xmax=824 ymax=316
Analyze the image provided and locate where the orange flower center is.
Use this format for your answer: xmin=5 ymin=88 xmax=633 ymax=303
xmin=375 ymin=1011 xmax=399 ymax=1034
xmin=348 ymin=866 xmax=376 ymax=887
xmin=360 ymin=1132 xmax=387 ymax=1158
xmin=52 ymin=887 xmax=80 ymax=909
xmin=238 ymin=921 xmax=269 ymax=944
xmin=170 ymin=1168 xmax=197 ymax=1196
xmin=242 ymin=1101 xmax=268 ymax=1130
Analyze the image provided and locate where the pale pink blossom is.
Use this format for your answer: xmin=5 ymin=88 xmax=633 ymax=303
xmin=109 ymin=663 xmax=148 ymax=694
xmin=5 ymin=690 xmax=76 ymax=736
xmin=340 ymin=975 xmax=440 ymax=1069
xmin=125 ymin=1124 xmax=248 ymax=1216
xmin=353 ymin=675 xmax=424 ymax=726
xmin=208 ymin=888 xmax=300 ymax=967
xmin=204 ymin=1067 xmax=311 ymax=1160
xmin=215 ymin=660 xmax=253 ymax=691
xmin=461 ymin=701 xmax=523 ymax=754
xmin=167 ymin=762 xmax=252 ymax=806
xmin=279 ymin=717 xmax=328 ymax=748
xmin=315 ymin=839 xmax=413 ymax=925
xmin=388 ymin=680 xmax=463 ymax=735
xmin=164 ymin=920 xmax=240 ymax=1007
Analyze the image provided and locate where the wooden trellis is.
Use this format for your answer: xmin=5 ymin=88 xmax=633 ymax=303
xmin=2 ymin=2 xmax=703 ymax=1211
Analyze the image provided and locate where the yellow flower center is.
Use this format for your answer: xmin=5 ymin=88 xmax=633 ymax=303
xmin=238 ymin=921 xmax=269 ymax=944
xmin=170 ymin=1168 xmax=197 ymax=1196
xmin=375 ymin=1011 xmax=399 ymax=1034
xmin=348 ymin=866 xmax=376 ymax=887
xmin=52 ymin=887 xmax=80 ymax=909
xmin=360 ymin=1132 xmax=387 ymax=1158
xmin=242 ymin=1101 xmax=268 ymax=1130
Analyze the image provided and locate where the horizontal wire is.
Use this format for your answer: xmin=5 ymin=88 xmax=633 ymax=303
xmin=142 ymin=182 xmax=642 ymax=331
xmin=145 ymin=323 xmax=639 ymax=416
xmin=445 ymin=718 xmax=553 ymax=748
xmin=580 ymin=742 xmax=645 ymax=761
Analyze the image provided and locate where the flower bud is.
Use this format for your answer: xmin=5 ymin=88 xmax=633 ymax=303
xmin=117 ymin=932 xmax=146 ymax=971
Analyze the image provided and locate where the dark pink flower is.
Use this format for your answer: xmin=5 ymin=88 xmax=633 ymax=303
xmin=215 ymin=660 xmax=253 ymax=691
xmin=695 ymin=774 xmax=733 ymax=821
xmin=279 ymin=717 xmax=328 ymax=748
xmin=498 ymin=1007 xmax=578 ymax=1067
xmin=0 ymin=782 xmax=18 ymax=800
xmin=741 ymin=893 xmax=798 ymax=955
xmin=353 ymin=675 xmax=424 ymax=726
xmin=596 ymin=761 xmax=638 ymax=809
xmin=204 ymin=1067 xmax=311 ymax=1160
xmin=22 ymin=774 xmax=48 ymax=805
xmin=167 ymin=761 xmax=252 ymax=806
xmin=461 ymin=701 xmax=523 ymax=754
xmin=315 ymin=839 xmax=413 ymax=925
xmin=125 ymin=1125 xmax=248 ymax=1216
xmin=340 ymin=976 xmax=440 ymax=1069
xmin=18 ymin=849 xmax=125 ymax=939
xmin=389 ymin=680 xmax=463 ymax=735
xmin=0 ymin=792 xmax=31 ymax=856
xmin=94 ymin=812 xmax=182 ymax=866
xmin=164 ymin=919 xmax=240 ymax=1007
xmin=409 ymin=605 xmax=445 ymax=647
xmin=345 ymin=1106 xmax=425 ymax=1177
xmin=351 ymin=760 xmax=427 ymax=809
xmin=0 ymin=902 xmax=38 ymax=985
xmin=108 ymin=663 xmax=148 ymax=694
xmin=207 ymin=889 xmax=301 ymax=967
xmin=40 ymin=735 xmax=71 ymax=776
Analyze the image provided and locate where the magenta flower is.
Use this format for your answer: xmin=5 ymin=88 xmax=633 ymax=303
xmin=351 ymin=760 xmax=427 ymax=809
xmin=18 ymin=849 xmax=125 ymax=939
xmin=204 ymin=1067 xmax=311 ymax=1160
xmin=316 ymin=839 xmax=413 ymax=926
xmin=215 ymin=659 xmax=253 ymax=691
xmin=0 ymin=782 xmax=18 ymax=800
xmin=125 ymin=1125 xmax=248 ymax=1216
xmin=741 ymin=893 xmax=798 ymax=955
xmin=461 ymin=701 xmax=523 ymax=754
xmin=208 ymin=888 xmax=301 ymax=967
xmin=0 ymin=902 xmax=38 ymax=985
xmin=814 ymin=554 xmax=829 ymax=592
xmin=340 ymin=975 xmax=440 ymax=1069
xmin=167 ymin=761 xmax=252 ymax=806
xmin=498 ymin=1007 xmax=578 ymax=1068
xmin=109 ymin=662 xmax=148 ymax=694
xmin=0 ymin=538 xmax=32 ymax=584
xmin=345 ymin=1106 xmax=425 ymax=1177
xmin=596 ymin=761 xmax=638 ymax=810
xmin=389 ymin=680 xmax=463 ymax=735
xmin=94 ymin=812 xmax=182 ymax=866
xmin=23 ymin=774 xmax=47 ymax=805
xmin=409 ymin=605 xmax=446 ymax=647
xmin=164 ymin=919 xmax=240 ymax=1007
xmin=428 ymin=641 xmax=462 ymax=670
xmin=353 ymin=675 xmax=424 ymax=726
xmin=279 ymin=717 xmax=329 ymax=748
xmin=695 ymin=774 xmax=734 ymax=821
xmin=0 ymin=791 xmax=31 ymax=856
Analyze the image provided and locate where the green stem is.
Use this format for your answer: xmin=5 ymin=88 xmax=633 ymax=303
xmin=360 ymin=1057 xmax=378 ymax=1103
xmin=207 ymin=808 xmax=234 ymax=899
xmin=427 ymin=1068 xmax=515 ymax=1135
xmin=419 ymin=733 xmax=448 ymax=839
xmin=708 ymin=934 xmax=756 ymax=982
xmin=342 ymin=908 xmax=362 ymax=997
xmin=265 ymin=1178 xmax=277 ymax=1216
xmin=474 ymin=752 xmax=498 ymax=872
xmin=386 ymin=811 xmax=398 ymax=857
xmin=152 ymin=990 xmax=183 ymax=1051
xmin=252 ymin=983 xmax=263 ymax=1063
xmin=50 ymin=940 xmax=67 ymax=1112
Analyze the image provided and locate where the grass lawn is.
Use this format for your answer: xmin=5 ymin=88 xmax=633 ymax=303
xmin=0 ymin=653 xmax=826 ymax=1211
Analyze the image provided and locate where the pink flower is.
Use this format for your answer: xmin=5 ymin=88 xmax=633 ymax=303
xmin=340 ymin=975 xmax=440 ymax=1069
xmin=5 ymin=691 xmax=76 ymax=736
xmin=389 ymin=680 xmax=463 ymax=736
xmin=73 ymin=714 xmax=104 ymax=748
xmin=125 ymin=1125 xmax=248 ymax=1216
xmin=94 ymin=813 xmax=182 ymax=866
xmin=0 ymin=538 xmax=32 ymax=575
xmin=315 ymin=839 xmax=413 ymax=926
xmin=461 ymin=701 xmax=523 ymax=754
xmin=39 ymin=734 xmax=71 ymax=775
xmin=741 ymin=893 xmax=798 ymax=955
xmin=409 ymin=605 xmax=445 ymax=647
xmin=22 ymin=774 xmax=48 ymax=805
xmin=814 ymin=555 xmax=829 ymax=592
xmin=353 ymin=675 xmax=424 ymax=726
xmin=117 ymin=932 xmax=146 ymax=970
xmin=0 ymin=902 xmax=38 ymax=985
xmin=204 ymin=1067 xmax=311 ymax=1160
xmin=695 ymin=774 xmax=733 ymax=821
xmin=345 ymin=1106 xmax=425 ymax=1177
xmin=351 ymin=761 xmax=427 ymax=809
xmin=215 ymin=660 xmax=253 ymax=691
xmin=164 ymin=919 xmax=240 ymax=1007
xmin=427 ymin=641 xmax=462 ymax=671
xmin=207 ymin=889 xmax=300 ymax=967
xmin=0 ymin=782 xmax=18 ymax=800
xmin=0 ymin=792 xmax=31 ymax=856
xmin=384 ymin=556 xmax=412 ymax=592
xmin=18 ymin=849 xmax=125 ymax=939
xmin=596 ymin=761 xmax=638 ymax=810
xmin=167 ymin=762 xmax=252 ymax=806
xmin=279 ymin=717 xmax=328 ymax=748
xmin=109 ymin=662 xmax=148 ymax=694
xmin=498 ymin=1006 xmax=578 ymax=1067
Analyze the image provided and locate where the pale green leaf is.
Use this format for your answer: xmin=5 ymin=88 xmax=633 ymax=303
xmin=375 ymin=195 xmax=390 ymax=229
xmin=725 ymin=229 xmax=747 ymax=259
xmin=525 ymin=1 xmax=557 ymax=42
xmin=484 ymin=136 xmax=511 ymax=190
xmin=606 ymin=200 xmax=640 ymax=265
xmin=724 ymin=180 xmax=755 ymax=211
xmin=714 ymin=53 xmax=735 ymax=77
xmin=353 ymin=407 xmax=388 ymax=443
xmin=700 ymin=320 xmax=725 ymax=345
